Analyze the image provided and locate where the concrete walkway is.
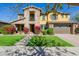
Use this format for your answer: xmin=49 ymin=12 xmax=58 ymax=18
xmin=0 ymin=46 xmax=79 ymax=56
xmin=55 ymin=34 xmax=79 ymax=47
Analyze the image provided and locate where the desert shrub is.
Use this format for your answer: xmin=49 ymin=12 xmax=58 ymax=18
xmin=75 ymin=28 xmax=79 ymax=33
xmin=23 ymin=27 xmax=29 ymax=34
xmin=0 ymin=25 xmax=16 ymax=34
xmin=27 ymin=36 xmax=73 ymax=47
xmin=27 ymin=36 xmax=57 ymax=46
xmin=27 ymin=36 xmax=52 ymax=46
xmin=47 ymin=28 xmax=54 ymax=35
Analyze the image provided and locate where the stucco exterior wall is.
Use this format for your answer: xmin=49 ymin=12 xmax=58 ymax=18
xmin=38 ymin=11 xmax=70 ymax=25
xmin=39 ymin=15 xmax=47 ymax=24
xmin=24 ymin=8 xmax=41 ymax=28
xmin=48 ymin=12 xmax=70 ymax=22
xmin=11 ymin=6 xmax=71 ymax=32
xmin=18 ymin=15 xmax=24 ymax=20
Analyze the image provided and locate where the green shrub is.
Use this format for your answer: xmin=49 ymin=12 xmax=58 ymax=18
xmin=27 ymin=36 xmax=73 ymax=47
xmin=47 ymin=28 xmax=54 ymax=35
xmin=42 ymin=30 xmax=47 ymax=35
xmin=27 ymin=36 xmax=48 ymax=46
xmin=75 ymin=28 xmax=79 ymax=33
xmin=0 ymin=27 xmax=8 ymax=34
xmin=27 ymin=36 xmax=56 ymax=46
xmin=41 ymin=28 xmax=54 ymax=35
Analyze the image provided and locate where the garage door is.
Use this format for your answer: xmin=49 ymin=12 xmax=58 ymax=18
xmin=54 ymin=24 xmax=71 ymax=34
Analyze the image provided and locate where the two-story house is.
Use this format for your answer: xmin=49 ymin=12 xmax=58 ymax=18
xmin=11 ymin=6 xmax=78 ymax=34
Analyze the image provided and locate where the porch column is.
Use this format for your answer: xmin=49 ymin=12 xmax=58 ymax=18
xmin=49 ymin=24 xmax=54 ymax=28
xmin=71 ymin=24 xmax=76 ymax=34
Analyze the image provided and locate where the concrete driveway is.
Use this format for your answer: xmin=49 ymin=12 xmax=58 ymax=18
xmin=55 ymin=34 xmax=79 ymax=47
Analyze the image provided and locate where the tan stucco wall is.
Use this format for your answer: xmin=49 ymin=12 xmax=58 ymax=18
xmin=24 ymin=8 xmax=41 ymax=28
xmin=39 ymin=15 xmax=47 ymax=24
xmin=38 ymin=11 xmax=70 ymax=25
xmin=18 ymin=15 xmax=24 ymax=20
xmin=48 ymin=12 xmax=70 ymax=22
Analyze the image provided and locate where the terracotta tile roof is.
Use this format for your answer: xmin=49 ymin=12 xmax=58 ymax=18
xmin=46 ymin=10 xmax=70 ymax=15
xmin=0 ymin=20 xmax=9 ymax=24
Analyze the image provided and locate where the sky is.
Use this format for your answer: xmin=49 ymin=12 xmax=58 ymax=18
xmin=0 ymin=3 xmax=79 ymax=23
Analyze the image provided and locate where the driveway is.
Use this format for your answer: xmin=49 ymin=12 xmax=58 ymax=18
xmin=55 ymin=34 xmax=79 ymax=47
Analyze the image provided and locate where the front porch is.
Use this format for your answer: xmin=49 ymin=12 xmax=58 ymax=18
xmin=15 ymin=24 xmax=35 ymax=34
xmin=15 ymin=24 xmax=24 ymax=34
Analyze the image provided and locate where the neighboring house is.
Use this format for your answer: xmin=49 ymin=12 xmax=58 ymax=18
xmin=11 ymin=6 xmax=79 ymax=34
xmin=0 ymin=21 xmax=9 ymax=27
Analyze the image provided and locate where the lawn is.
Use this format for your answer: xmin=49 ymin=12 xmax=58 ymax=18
xmin=0 ymin=35 xmax=24 ymax=46
xmin=27 ymin=36 xmax=73 ymax=47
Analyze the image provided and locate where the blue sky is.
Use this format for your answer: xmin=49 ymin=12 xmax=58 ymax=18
xmin=0 ymin=3 xmax=79 ymax=23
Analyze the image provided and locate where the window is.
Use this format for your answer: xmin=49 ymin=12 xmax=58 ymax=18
xmin=50 ymin=14 xmax=57 ymax=20
xmin=30 ymin=11 xmax=35 ymax=21
xmin=42 ymin=15 xmax=45 ymax=20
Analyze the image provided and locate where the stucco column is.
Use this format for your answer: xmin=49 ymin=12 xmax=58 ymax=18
xmin=72 ymin=24 xmax=76 ymax=34
xmin=24 ymin=10 xmax=30 ymax=29
xmin=49 ymin=24 xmax=54 ymax=28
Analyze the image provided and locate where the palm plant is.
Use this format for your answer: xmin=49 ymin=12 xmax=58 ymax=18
xmin=45 ymin=3 xmax=51 ymax=28
xmin=75 ymin=13 xmax=79 ymax=22
xmin=52 ymin=3 xmax=63 ymax=11
xmin=52 ymin=3 xmax=79 ymax=11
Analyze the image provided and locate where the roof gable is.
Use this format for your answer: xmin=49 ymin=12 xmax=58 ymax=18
xmin=23 ymin=6 xmax=42 ymax=11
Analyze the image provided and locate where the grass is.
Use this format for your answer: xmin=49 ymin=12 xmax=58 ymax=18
xmin=27 ymin=36 xmax=73 ymax=47
xmin=0 ymin=35 xmax=24 ymax=46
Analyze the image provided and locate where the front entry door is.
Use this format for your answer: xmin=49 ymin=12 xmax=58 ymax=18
xmin=30 ymin=24 xmax=34 ymax=33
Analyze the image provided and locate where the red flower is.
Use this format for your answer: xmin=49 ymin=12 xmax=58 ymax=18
xmin=35 ymin=26 xmax=40 ymax=30
xmin=4 ymin=26 xmax=16 ymax=34
xmin=23 ymin=27 xmax=29 ymax=34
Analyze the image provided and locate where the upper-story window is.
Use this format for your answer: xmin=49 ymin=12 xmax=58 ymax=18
xmin=50 ymin=14 xmax=58 ymax=20
xmin=30 ymin=11 xmax=35 ymax=21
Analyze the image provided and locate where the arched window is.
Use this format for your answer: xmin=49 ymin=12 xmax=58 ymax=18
xmin=50 ymin=14 xmax=57 ymax=20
